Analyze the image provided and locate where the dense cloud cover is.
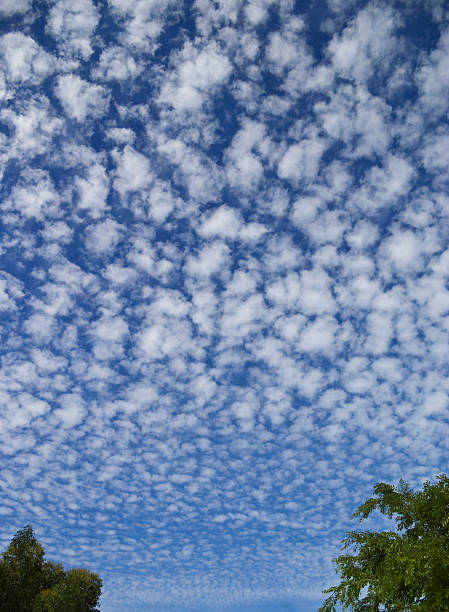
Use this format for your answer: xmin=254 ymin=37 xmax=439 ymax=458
xmin=0 ymin=1 xmax=448 ymax=610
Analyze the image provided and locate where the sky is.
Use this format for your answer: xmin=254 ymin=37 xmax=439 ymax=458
xmin=0 ymin=0 xmax=448 ymax=610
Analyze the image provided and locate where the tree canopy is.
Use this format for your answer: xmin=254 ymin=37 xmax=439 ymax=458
xmin=0 ymin=526 xmax=101 ymax=612
xmin=319 ymin=474 xmax=449 ymax=612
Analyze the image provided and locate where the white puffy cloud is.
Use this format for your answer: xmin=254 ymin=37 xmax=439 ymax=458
xmin=90 ymin=314 xmax=129 ymax=360
xmin=107 ymin=0 xmax=177 ymax=49
xmin=298 ymin=268 xmax=337 ymax=315
xmin=91 ymin=315 xmax=128 ymax=343
xmin=24 ymin=312 xmax=56 ymax=341
xmin=147 ymin=181 xmax=179 ymax=223
xmin=364 ymin=311 xmax=393 ymax=355
xmin=75 ymin=164 xmax=110 ymax=217
xmin=315 ymin=86 xmax=391 ymax=158
xmin=9 ymin=168 xmax=59 ymax=218
xmin=422 ymin=391 xmax=448 ymax=416
xmin=266 ymin=24 xmax=305 ymax=73
xmin=298 ymin=316 xmax=337 ymax=354
xmin=383 ymin=229 xmax=422 ymax=273
xmin=20 ymin=393 xmax=51 ymax=419
xmin=84 ymin=219 xmax=122 ymax=254
xmin=92 ymin=46 xmax=142 ymax=81
xmin=421 ymin=132 xmax=449 ymax=176
xmin=353 ymin=155 xmax=414 ymax=211
xmin=278 ymin=135 xmax=326 ymax=184
xmin=186 ymin=241 xmax=230 ymax=277
xmin=0 ymin=0 xmax=31 ymax=15
xmin=103 ymin=264 xmax=137 ymax=285
xmin=0 ymin=272 xmax=23 ymax=311
xmin=346 ymin=221 xmax=379 ymax=250
xmin=245 ymin=1 xmax=269 ymax=26
xmin=159 ymin=43 xmax=232 ymax=111
xmin=157 ymin=138 xmax=223 ymax=202
xmin=54 ymin=393 xmax=86 ymax=427
xmin=417 ymin=27 xmax=449 ymax=114
xmin=1 ymin=97 xmax=64 ymax=157
xmin=0 ymin=33 xmax=55 ymax=84
xmin=112 ymin=146 xmax=152 ymax=198
xmin=291 ymin=196 xmax=321 ymax=227
xmin=47 ymin=0 xmax=99 ymax=60
xmin=106 ymin=127 xmax=136 ymax=145
xmin=373 ymin=357 xmax=403 ymax=383
xmin=225 ymin=119 xmax=267 ymax=191
xmin=55 ymin=74 xmax=110 ymax=121
xmin=328 ymin=4 xmax=399 ymax=84
xmin=137 ymin=291 xmax=194 ymax=362
xmin=199 ymin=206 xmax=242 ymax=239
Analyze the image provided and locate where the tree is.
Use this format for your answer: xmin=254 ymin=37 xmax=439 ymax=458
xmin=0 ymin=525 xmax=46 ymax=611
xmin=65 ymin=569 xmax=102 ymax=611
xmin=33 ymin=569 xmax=102 ymax=612
xmin=0 ymin=526 xmax=101 ymax=612
xmin=319 ymin=474 xmax=449 ymax=612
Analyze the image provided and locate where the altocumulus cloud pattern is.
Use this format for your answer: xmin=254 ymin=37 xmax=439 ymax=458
xmin=1 ymin=0 xmax=449 ymax=610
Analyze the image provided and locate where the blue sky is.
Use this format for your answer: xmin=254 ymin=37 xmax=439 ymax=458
xmin=0 ymin=0 xmax=448 ymax=610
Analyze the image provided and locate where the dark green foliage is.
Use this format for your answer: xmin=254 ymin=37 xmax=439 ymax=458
xmin=65 ymin=569 xmax=102 ymax=611
xmin=319 ymin=475 xmax=449 ymax=612
xmin=0 ymin=525 xmax=46 ymax=611
xmin=33 ymin=571 xmax=101 ymax=612
xmin=0 ymin=526 xmax=101 ymax=612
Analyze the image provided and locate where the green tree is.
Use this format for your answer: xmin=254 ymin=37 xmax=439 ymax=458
xmin=0 ymin=525 xmax=46 ymax=611
xmin=319 ymin=474 xmax=449 ymax=611
xmin=41 ymin=561 xmax=66 ymax=590
xmin=33 ymin=570 xmax=101 ymax=612
xmin=0 ymin=526 xmax=101 ymax=612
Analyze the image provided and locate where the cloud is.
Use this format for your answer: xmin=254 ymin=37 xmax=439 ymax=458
xmin=345 ymin=221 xmax=379 ymax=250
xmin=84 ymin=219 xmax=122 ymax=254
xmin=92 ymin=46 xmax=142 ymax=81
xmin=186 ymin=241 xmax=230 ymax=277
xmin=157 ymin=138 xmax=223 ymax=202
xmin=147 ymin=181 xmax=179 ymax=222
xmin=417 ymin=26 xmax=449 ymax=114
xmin=328 ymin=4 xmax=399 ymax=84
xmin=0 ymin=0 xmax=31 ymax=16
xmin=106 ymin=127 xmax=136 ymax=145
xmin=159 ymin=43 xmax=232 ymax=111
xmin=266 ymin=22 xmax=305 ymax=73
xmin=352 ymin=155 xmax=414 ymax=211
xmin=90 ymin=314 xmax=129 ymax=360
xmin=199 ymin=206 xmax=242 ymax=239
xmin=137 ymin=290 xmax=193 ymax=362
xmin=24 ymin=312 xmax=56 ymax=342
xmin=245 ymin=1 xmax=270 ymax=26
xmin=9 ymin=168 xmax=59 ymax=218
xmin=278 ymin=135 xmax=326 ymax=184
xmin=75 ymin=164 xmax=110 ymax=217
xmin=383 ymin=228 xmax=422 ymax=272
xmin=55 ymin=74 xmax=110 ymax=121
xmin=46 ymin=0 xmax=99 ymax=60
xmin=112 ymin=146 xmax=152 ymax=198
xmin=54 ymin=393 xmax=86 ymax=427
xmin=225 ymin=119 xmax=268 ymax=192
xmin=0 ymin=33 xmax=55 ymax=85
xmin=1 ymin=97 xmax=64 ymax=157
xmin=0 ymin=272 xmax=24 ymax=310
xmin=298 ymin=316 xmax=338 ymax=354
xmin=107 ymin=0 xmax=178 ymax=49
xmin=421 ymin=131 xmax=449 ymax=178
